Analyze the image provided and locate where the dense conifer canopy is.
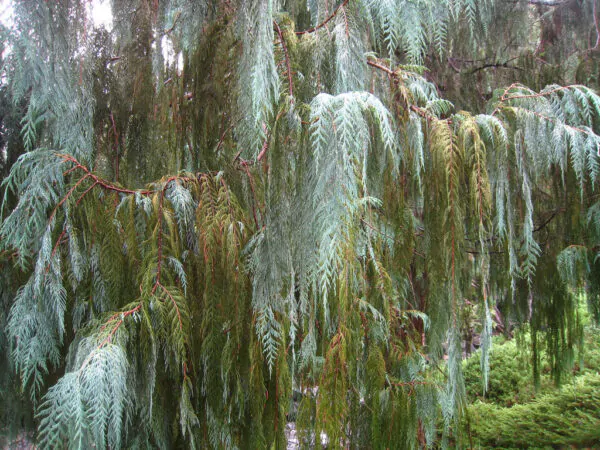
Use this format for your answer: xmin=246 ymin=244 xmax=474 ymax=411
xmin=1 ymin=0 xmax=600 ymax=447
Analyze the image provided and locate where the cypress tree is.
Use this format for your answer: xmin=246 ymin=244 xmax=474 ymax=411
xmin=1 ymin=0 xmax=600 ymax=447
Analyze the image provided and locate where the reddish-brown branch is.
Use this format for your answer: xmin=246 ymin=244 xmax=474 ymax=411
xmin=98 ymin=303 xmax=142 ymax=348
xmin=410 ymin=104 xmax=449 ymax=123
xmin=59 ymin=154 xmax=154 ymax=196
xmin=75 ymin=181 xmax=99 ymax=206
xmin=274 ymin=21 xmax=294 ymax=98
xmin=257 ymin=123 xmax=270 ymax=162
xmin=43 ymin=228 xmax=68 ymax=277
xmin=183 ymin=361 xmax=189 ymax=380
xmin=490 ymin=82 xmax=520 ymax=117
xmin=390 ymin=380 xmax=438 ymax=396
xmin=232 ymin=148 xmax=244 ymax=164
xmin=367 ymin=59 xmax=396 ymax=76
xmin=49 ymin=174 xmax=91 ymax=223
xmin=63 ymin=165 xmax=81 ymax=177
xmin=215 ymin=124 xmax=233 ymax=155
xmin=88 ymin=176 xmax=151 ymax=195
xmin=295 ymin=0 xmax=350 ymax=35
xmin=501 ymin=84 xmax=580 ymax=101
xmin=488 ymin=83 xmax=595 ymax=135
xmin=50 ymin=229 xmax=67 ymax=261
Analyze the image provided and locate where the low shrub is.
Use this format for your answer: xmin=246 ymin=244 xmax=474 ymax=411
xmin=463 ymin=327 xmax=600 ymax=407
xmin=465 ymin=373 xmax=600 ymax=448
xmin=463 ymin=334 xmax=549 ymax=407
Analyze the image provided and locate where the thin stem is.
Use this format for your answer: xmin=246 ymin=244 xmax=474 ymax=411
xmin=98 ymin=303 xmax=143 ymax=348
xmin=501 ymin=84 xmax=580 ymax=101
xmin=367 ymin=59 xmax=395 ymax=76
xmin=274 ymin=20 xmax=294 ymax=98
xmin=49 ymin=174 xmax=91 ymax=223
xmin=75 ymin=181 xmax=99 ymax=206
xmin=59 ymin=154 xmax=154 ymax=196
xmin=295 ymin=0 xmax=350 ymax=35
xmin=158 ymin=282 xmax=183 ymax=331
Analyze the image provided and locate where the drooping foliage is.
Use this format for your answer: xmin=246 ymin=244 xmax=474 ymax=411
xmin=1 ymin=0 xmax=600 ymax=448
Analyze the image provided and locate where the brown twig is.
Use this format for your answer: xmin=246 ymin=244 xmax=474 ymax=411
xmin=48 ymin=174 xmax=91 ymax=223
xmin=232 ymin=148 xmax=244 ymax=164
xmin=274 ymin=21 xmax=294 ymax=98
xmin=488 ymin=83 xmax=595 ymax=135
xmin=469 ymin=62 xmax=524 ymax=74
xmin=75 ymin=181 xmax=99 ymax=206
xmin=367 ymin=60 xmax=445 ymax=119
xmin=533 ymin=208 xmax=565 ymax=233
xmin=341 ymin=2 xmax=349 ymax=37
xmin=367 ymin=59 xmax=396 ymax=76
xmin=509 ymin=106 xmax=593 ymax=136
xmin=215 ymin=110 xmax=232 ymax=155
xmin=500 ymin=84 xmax=580 ymax=101
xmin=257 ymin=122 xmax=270 ymax=162
xmin=295 ymin=0 xmax=350 ymax=35
xmin=59 ymin=154 xmax=154 ymax=196
xmin=98 ymin=303 xmax=142 ymax=348
xmin=163 ymin=11 xmax=181 ymax=36
xmin=44 ymin=229 xmax=67 ymax=276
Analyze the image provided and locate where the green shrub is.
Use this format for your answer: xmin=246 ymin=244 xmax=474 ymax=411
xmin=463 ymin=327 xmax=600 ymax=407
xmin=463 ymin=334 xmax=550 ymax=407
xmin=465 ymin=373 xmax=600 ymax=448
xmin=578 ymin=326 xmax=600 ymax=374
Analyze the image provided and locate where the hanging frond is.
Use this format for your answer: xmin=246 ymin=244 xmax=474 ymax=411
xmin=1 ymin=150 xmax=65 ymax=266
xmin=37 ymin=344 xmax=130 ymax=449
xmin=363 ymin=0 xmax=492 ymax=63
xmin=333 ymin=7 xmax=366 ymax=93
xmin=557 ymin=245 xmax=589 ymax=288
xmin=236 ymin=0 xmax=279 ymax=157
xmin=308 ymin=91 xmax=396 ymax=302
xmin=492 ymin=84 xmax=600 ymax=195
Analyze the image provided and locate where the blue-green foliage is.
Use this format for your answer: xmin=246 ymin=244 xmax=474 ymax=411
xmin=37 ymin=344 xmax=130 ymax=449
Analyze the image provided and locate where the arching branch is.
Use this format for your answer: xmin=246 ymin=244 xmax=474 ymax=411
xmin=295 ymin=0 xmax=350 ymax=35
